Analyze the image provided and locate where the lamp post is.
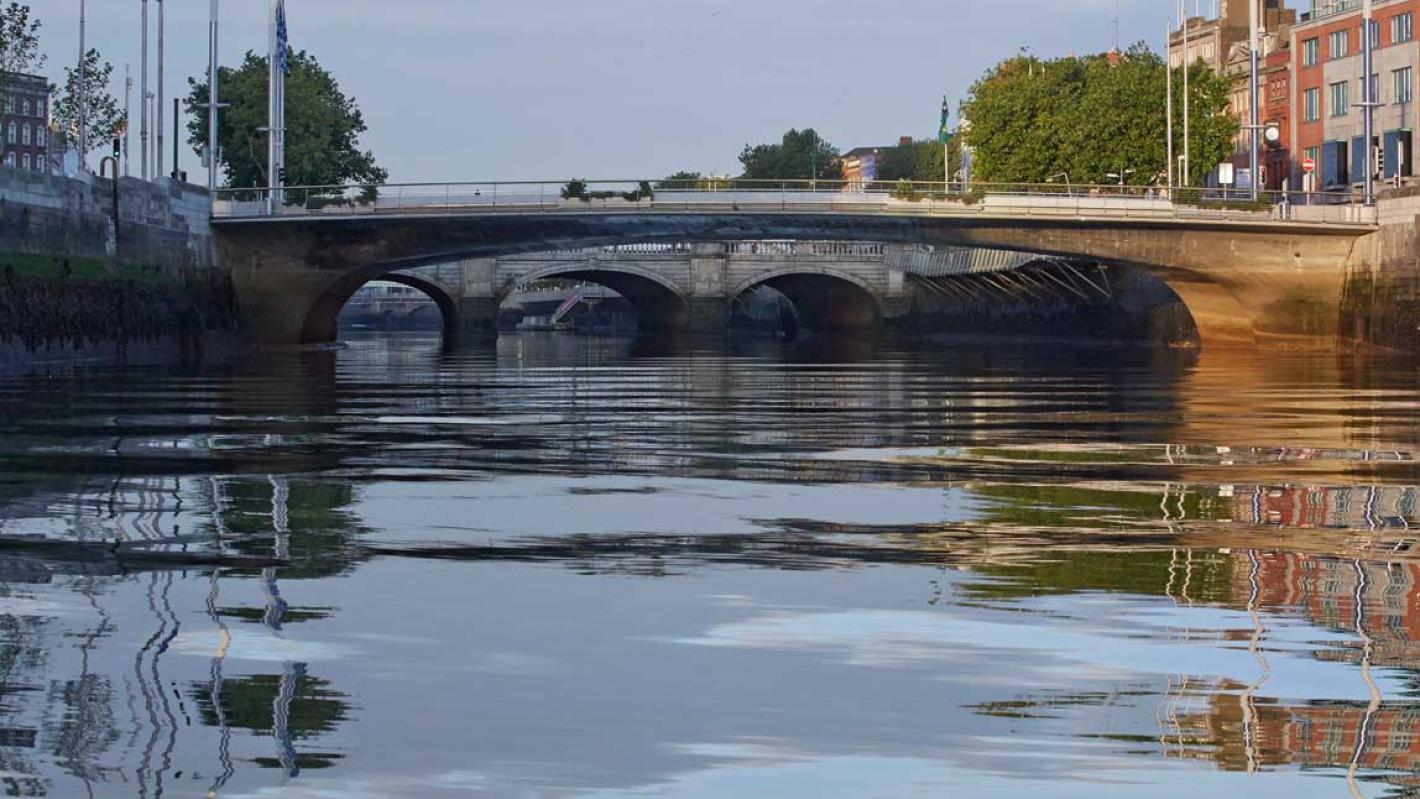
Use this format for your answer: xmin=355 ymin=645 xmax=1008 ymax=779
xmin=207 ymin=0 xmax=221 ymax=195
xmin=809 ymin=129 xmax=818 ymax=192
xmin=140 ymin=0 xmax=149 ymax=180
xmin=77 ymin=0 xmax=87 ymax=172
xmin=1248 ymin=0 xmax=1260 ymax=200
xmin=1362 ymin=0 xmax=1376 ymax=204
xmin=1167 ymin=18 xmax=1175 ymax=191
xmin=156 ymin=0 xmax=165 ymax=179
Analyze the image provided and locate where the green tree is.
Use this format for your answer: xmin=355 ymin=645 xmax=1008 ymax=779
xmin=185 ymin=49 xmax=387 ymax=192
xmin=561 ymin=178 xmax=589 ymax=200
xmin=0 ymin=2 xmax=42 ymax=79
xmin=875 ymin=138 xmax=963 ymax=183
xmin=961 ymin=43 xmax=1236 ymax=187
xmin=738 ymin=128 xmax=844 ymax=182
xmin=656 ymin=170 xmax=703 ymax=189
xmin=0 ymin=1 xmax=44 ymax=163
xmin=51 ymin=49 xmax=124 ymax=157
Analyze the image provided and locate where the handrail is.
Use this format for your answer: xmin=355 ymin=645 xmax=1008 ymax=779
xmin=210 ymin=178 xmax=1376 ymax=227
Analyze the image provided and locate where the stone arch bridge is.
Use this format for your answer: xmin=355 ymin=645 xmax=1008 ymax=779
xmin=212 ymin=200 xmax=1378 ymax=348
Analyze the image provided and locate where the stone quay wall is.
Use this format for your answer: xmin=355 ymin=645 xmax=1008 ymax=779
xmin=1346 ymin=192 xmax=1420 ymax=350
xmin=0 ymin=168 xmax=213 ymax=275
xmin=0 ymin=170 xmax=237 ymax=369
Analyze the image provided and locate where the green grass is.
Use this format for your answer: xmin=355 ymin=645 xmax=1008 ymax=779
xmin=0 ymin=250 xmax=174 ymax=283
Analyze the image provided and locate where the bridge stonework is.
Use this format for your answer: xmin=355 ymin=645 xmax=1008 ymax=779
xmin=211 ymin=207 xmax=1381 ymax=350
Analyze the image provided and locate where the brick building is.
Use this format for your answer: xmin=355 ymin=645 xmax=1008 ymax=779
xmin=0 ymin=72 xmax=52 ymax=175
xmin=1292 ymin=0 xmax=1420 ymax=192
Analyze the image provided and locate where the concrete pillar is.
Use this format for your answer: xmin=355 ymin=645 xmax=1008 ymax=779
xmin=452 ymin=297 xmax=499 ymax=342
xmin=688 ymin=298 xmax=730 ymax=335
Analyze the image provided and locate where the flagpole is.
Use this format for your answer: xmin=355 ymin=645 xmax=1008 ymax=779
xmin=267 ymin=0 xmax=285 ymax=212
xmin=1167 ymin=18 xmax=1174 ymax=191
xmin=156 ymin=0 xmax=165 ymax=180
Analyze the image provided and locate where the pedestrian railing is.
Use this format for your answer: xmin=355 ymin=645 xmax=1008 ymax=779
xmin=211 ymin=179 xmax=1377 ymax=227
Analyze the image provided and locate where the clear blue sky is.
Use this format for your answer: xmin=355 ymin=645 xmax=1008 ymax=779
xmin=37 ymin=0 xmax=1192 ymax=182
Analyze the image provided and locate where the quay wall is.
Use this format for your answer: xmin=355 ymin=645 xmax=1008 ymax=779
xmin=1346 ymin=192 xmax=1420 ymax=350
xmin=0 ymin=170 xmax=238 ymax=369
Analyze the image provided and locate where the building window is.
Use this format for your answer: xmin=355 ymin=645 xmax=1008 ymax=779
xmin=1396 ymin=13 xmax=1415 ymax=44
xmin=5 ymin=121 xmax=14 ymax=145
xmin=1330 ymin=81 xmax=1350 ymax=116
xmin=20 ymin=153 xmax=29 ymax=171
xmin=1397 ymin=67 xmax=1413 ymax=104
xmin=3 ymin=152 xmax=13 ymax=168
xmin=1362 ymin=73 xmax=1380 ymax=104
xmin=1369 ymin=19 xmax=1381 ymax=48
xmin=1303 ymin=37 xmax=1320 ymax=66
xmin=21 ymin=98 xmax=30 ymax=116
xmin=1330 ymin=29 xmax=1350 ymax=59
xmin=1304 ymin=87 xmax=1321 ymax=122
xmin=2 ymin=97 xmax=12 ymax=114
xmin=19 ymin=124 xmax=28 ymax=146
xmin=36 ymin=126 xmax=44 ymax=147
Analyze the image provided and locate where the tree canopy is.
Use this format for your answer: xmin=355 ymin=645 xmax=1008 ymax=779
xmin=51 ymin=49 xmax=124 ymax=156
xmin=0 ymin=2 xmax=42 ymax=80
xmin=185 ymin=49 xmax=386 ymax=191
xmin=739 ymin=128 xmax=844 ymax=182
xmin=960 ymin=44 xmax=1236 ymax=187
xmin=875 ymin=138 xmax=965 ymax=183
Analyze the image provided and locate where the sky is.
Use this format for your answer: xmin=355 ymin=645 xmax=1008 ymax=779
xmin=34 ymin=0 xmax=1210 ymax=183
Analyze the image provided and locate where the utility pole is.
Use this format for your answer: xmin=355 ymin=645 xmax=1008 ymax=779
xmin=140 ymin=0 xmax=149 ymax=180
xmin=1249 ymin=0 xmax=1260 ymax=200
xmin=77 ymin=0 xmax=87 ymax=172
xmin=156 ymin=0 xmax=165 ymax=179
xmin=267 ymin=0 xmax=286 ymax=212
xmin=208 ymin=0 xmax=221 ymax=194
xmin=1363 ymin=0 xmax=1376 ymax=204
xmin=123 ymin=65 xmax=132 ymax=176
xmin=1167 ymin=19 xmax=1175 ymax=190
xmin=1182 ymin=6 xmax=1191 ymax=186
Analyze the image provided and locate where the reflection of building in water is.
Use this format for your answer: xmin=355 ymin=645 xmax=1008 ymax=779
xmin=1228 ymin=486 xmax=1417 ymax=530
xmin=1161 ymin=551 xmax=1420 ymax=786
xmin=1163 ymin=692 xmax=1420 ymax=777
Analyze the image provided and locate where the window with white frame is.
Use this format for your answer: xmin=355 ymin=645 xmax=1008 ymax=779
xmin=1396 ymin=13 xmax=1414 ymax=44
xmin=1304 ymin=87 xmax=1321 ymax=122
xmin=20 ymin=153 xmax=29 ymax=171
xmin=1330 ymin=81 xmax=1350 ymax=116
xmin=1303 ymin=38 xmax=1320 ymax=66
xmin=1396 ymin=67 xmax=1413 ymax=104
xmin=1330 ymin=29 xmax=1350 ymax=59
xmin=20 ymin=124 xmax=28 ymax=146
xmin=5 ymin=121 xmax=14 ymax=145
xmin=36 ymin=126 xmax=44 ymax=147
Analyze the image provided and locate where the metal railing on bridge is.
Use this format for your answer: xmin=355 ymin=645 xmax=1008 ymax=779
xmin=212 ymin=179 xmax=1376 ymax=227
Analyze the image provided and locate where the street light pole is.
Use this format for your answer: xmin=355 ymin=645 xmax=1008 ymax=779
xmin=208 ymin=0 xmax=221 ymax=195
xmin=809 ymin=129 xmax=817 ymax=191
xmin=156 ymin=0 xmax=165 ymax=179
xmin=140 ymin=0 xmax=149 ymax=180
xmin=77 ymin=0 xmax=87 ymax=172
xmin=1249 ymin=0 xmax=1260 ymax=200
xmin=1363 ymin=0 xmax=1376 ymax=204
xmin=1182 ymin=10 xmax=1191 ymax=186
xmin=1167 ymin=18 xmax=1175 ymax=191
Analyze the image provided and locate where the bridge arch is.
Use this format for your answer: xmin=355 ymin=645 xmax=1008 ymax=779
xmin=499 ymin=263 xmax=690 ymax=331
xmin=303 ymin=268 xmax=462 ymax=343
xmin=731 ymin=267 xmax=885 ymax=332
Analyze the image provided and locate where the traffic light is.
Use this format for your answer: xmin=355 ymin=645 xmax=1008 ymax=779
xmin=112 ymin=138 xmax=120 ymax=159
xmin=278 ymin=166 xmax=288 ymax=186
xmin=1375 ymin=145 xmax=1385 ymax=179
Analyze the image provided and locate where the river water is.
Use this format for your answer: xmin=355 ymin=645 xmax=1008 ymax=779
xmin=1 ymin=332 xmax=1418 ymax=798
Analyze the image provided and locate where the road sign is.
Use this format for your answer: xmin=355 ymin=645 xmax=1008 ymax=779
xmin=1302 ymin=157 xmax=1316 ymax=174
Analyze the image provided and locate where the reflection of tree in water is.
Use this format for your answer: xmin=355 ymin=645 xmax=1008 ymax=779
xmin=213 ymin=480 xmax=369 ymax=580
xmin=189 ymin=672 xmax=350 ymax=772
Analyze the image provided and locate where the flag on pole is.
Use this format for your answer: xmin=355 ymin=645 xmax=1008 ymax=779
xmin=275 ymin=0 xmax=290 ymax=73
xmin=938 ymin=96 xmax=952 ymax=144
